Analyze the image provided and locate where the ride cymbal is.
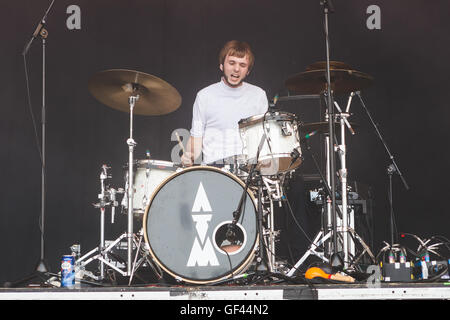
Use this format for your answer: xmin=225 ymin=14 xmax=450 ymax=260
xmin=285 ymin=61 xmax=373 ymax=95
xmin=88 ymin=69 xmax=182 ymax=115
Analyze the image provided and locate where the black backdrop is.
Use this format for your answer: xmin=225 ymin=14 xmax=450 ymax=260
xmin=1 ymin=0 xmax=449 ymax=284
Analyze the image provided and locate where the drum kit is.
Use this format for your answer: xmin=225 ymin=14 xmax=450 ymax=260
xmin=71 ymin=57 xmax=379 ymax=285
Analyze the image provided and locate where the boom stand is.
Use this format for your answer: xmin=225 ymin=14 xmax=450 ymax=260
xmin=355 ymin=91 xmax=409 ymax=249
xmin=16 ymin=0 xmax=56 ymax=285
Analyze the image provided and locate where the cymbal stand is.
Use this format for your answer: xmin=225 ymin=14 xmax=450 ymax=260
xmin=128 ymin=228 xmax=163 ymax=285
xmin=334 ymin=94 xmax=376 ymax=268
xmin=77 ymin=93 xmax=140 ymax=282
xmin=126 ymin=93 xmax=139 ymax=276
xmin=320 ymin=0 xmax=339 ymax=258
xmin=333 ymin=94 xmax=354 ymax=268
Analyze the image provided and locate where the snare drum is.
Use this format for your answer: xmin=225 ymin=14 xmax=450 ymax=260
xmin=143 ymin=166 xmax=258 ymax=284
xmin=239 ymin=111 xmax=302 ymax=175
xmin=122 ymin=159 xmax=179 ymax=217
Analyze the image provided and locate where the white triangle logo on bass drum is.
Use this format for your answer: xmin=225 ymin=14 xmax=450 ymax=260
xmin=191 ymin=182 xmax=212 ymax=212
xmin=187 ymin=181 xmax=219 ymax=267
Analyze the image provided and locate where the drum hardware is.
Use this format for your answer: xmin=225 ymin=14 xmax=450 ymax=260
xmin=281 ymin=1 xmax=378 ymax=275
xmin=277 ymin=94 xmax=321 ymax=102
xmin=238 ymin=107 xmax=306 ymax=275
xmin=286 ymin=136 xmax=347 ymax=276
xmin=88 ymin=69 xmax=181 ymax=278
xmin=75 ymin=165 xmax=125 ymax=281
xmin=227 ymin=132 xmax=269 ymax=270
xmin=285 ymin=56 xmax=373 ymax=264
xmin=128 ymin=229 xmax=163 ymax=285
xmin=286 ymin=93 xmax=377 ymax=275
xmin=322 ymin=4 xmax=341 ymax=268
xmin=260 ymin=177 xmax=287 ymax=273
xmin=334 ymin=96 xmax=354 ymax=268
xmin=260 ymin=175 xmax=285 ymax=271
xmin=232 ymin=132 xmax=291 ymax=274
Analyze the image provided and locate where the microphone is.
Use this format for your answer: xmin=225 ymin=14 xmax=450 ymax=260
xmin=225 ymin=223 xmax=237 ymax=243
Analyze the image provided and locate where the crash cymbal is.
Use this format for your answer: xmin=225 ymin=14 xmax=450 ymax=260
xmin=88 ymin=69 xmax=182 ymax=115
xmin=285 ymin=61 xmax=373 ymax=95
xmin=300 ymin=121 xmax=358 ymax=134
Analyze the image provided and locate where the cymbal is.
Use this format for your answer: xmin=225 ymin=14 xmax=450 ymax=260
xmin=300 ymin=121 xmax=358 ymax=134
xmin=88 ymin=69 xmax=182 ymax=116
xmin=285 ymin=61 xmax=373 ymax=95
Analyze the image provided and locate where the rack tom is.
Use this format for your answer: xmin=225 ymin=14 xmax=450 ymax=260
xmin=239 ymin=111 xmax=302 ymax=175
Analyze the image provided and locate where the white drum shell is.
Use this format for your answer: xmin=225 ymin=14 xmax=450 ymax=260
xmin=122 ymin=159 xmax=178 ymax=215
xmin=239 ymin=112 xmax=302 ymax=175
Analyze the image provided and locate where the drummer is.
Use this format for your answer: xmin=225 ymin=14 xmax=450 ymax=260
xmin=181 ymin=40 xmax=310 ymax=267
xmin=181 ymin=40 xmax=268 ymax=166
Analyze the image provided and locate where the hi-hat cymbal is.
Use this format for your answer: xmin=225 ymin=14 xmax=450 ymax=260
xmin=300 ymin=121 xmax=358 ymax=134
xmin=285 ymin=61 xmax=373 ymax=95
xmin=88 ymin=69 xmax=182 ymax=116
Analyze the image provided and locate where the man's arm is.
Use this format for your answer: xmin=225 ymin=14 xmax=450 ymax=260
xmin=181 ymin=136 xmax=202 ymax=166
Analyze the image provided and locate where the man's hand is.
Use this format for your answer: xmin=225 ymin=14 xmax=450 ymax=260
xmin=180 ymin=136 xmax=202 ymax=167
xmin=181 ymin=151 xmax=193 ymax=167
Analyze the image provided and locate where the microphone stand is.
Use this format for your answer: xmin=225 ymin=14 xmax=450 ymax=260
xmin=5 ymin=1 xmax=56 ymax=287
xmin=320 ymin=0 xmax=339 ymax=262
xmin=355 ymin=92 xmax=409 ymax=247
xmin=25 ymin=0 xmax=54 ymax=275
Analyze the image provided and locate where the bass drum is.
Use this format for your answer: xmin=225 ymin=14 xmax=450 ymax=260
xmin=143 ymin=166 xmax=258 ymax=285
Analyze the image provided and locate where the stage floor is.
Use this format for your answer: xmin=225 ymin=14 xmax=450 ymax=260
xmin=1 ymin=282 xmax=449 ymax=300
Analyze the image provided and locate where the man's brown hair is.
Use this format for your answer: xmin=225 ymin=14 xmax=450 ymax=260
xmin=219 ymin=40 xmax=255 ymax=71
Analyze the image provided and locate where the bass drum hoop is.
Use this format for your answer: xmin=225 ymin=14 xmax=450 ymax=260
xmin=142 ymin=165 xmax=259 ymax=285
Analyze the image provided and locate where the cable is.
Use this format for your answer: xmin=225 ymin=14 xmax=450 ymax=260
xmin=282 ymin=192 xmax=319 ymax=250
xmin=23 ymin=47 xmax=47 ymax=259
xmin=23 ymin=53 xmax=43 ymax=164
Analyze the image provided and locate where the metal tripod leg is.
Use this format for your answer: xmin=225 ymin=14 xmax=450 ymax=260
xmin=128 ymin=229 xmax=163 ymax=285
xmin=346 ymin=228 xmax=376 ymax=267
xmin=287 ymin=230 xmax=331 ymax=277
xmin=77 ymin=232 xmax=131 ymax=281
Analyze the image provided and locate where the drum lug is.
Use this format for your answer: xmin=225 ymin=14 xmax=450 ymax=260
xmin=281 ymin=121 xmax=293 ymax=136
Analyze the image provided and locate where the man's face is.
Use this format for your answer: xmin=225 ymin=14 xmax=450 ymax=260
xmin=220 ymin=54 xmax=250 ymax=88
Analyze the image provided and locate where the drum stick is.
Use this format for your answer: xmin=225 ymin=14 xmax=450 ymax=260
xmin=175 ymin=132 xmax=185 ymax=153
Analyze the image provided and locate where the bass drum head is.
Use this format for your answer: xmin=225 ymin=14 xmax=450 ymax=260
xmin=143 ymin=166 xmax=258 ymax=284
